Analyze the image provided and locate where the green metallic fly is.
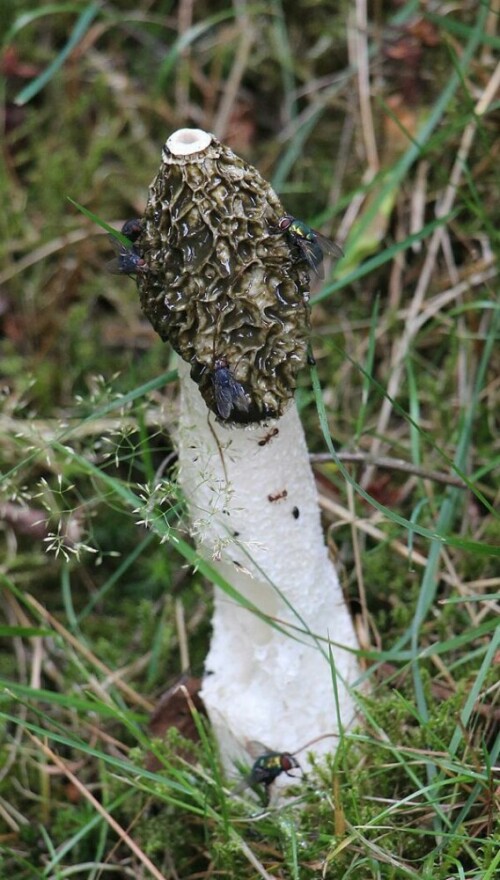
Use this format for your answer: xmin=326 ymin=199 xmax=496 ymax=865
xmin=272 ymin=214 xmax=344 ymax=279
xmin=233 ymin=742 xmax=301 ymax=802
xmin=231 ymin=733 xmax=340 ymax=803
xmin=247 ymin=749 xmax=301 ymax=788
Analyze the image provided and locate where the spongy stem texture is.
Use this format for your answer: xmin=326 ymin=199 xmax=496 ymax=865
xmin=177 ymin=359 xmax=361 ymax=776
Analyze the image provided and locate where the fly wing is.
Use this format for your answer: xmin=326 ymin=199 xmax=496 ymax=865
xmin=245 ymin=740 xmax=274 ymax=758
xmin=230 ymin=377 xmax=250 ymax=414
xmin=214 ymin=370 xmax=249 ymax=419
xmin=299 ymin=238 xmax=325 ymax=279
xmin=106 ymin=235 xmax=124 ymax=274
xmin=106 ymin=256 xmax=124 ymax=275
xmin=230 ymin=740 xmax=270 ymax=795
xmin=106 ymin=252 xmax=143 ymax=275
xmin=313 ymin=231 xmax=344 ymax=262
xmin=214 ymin=380 xmax=234 ymax=420
xmin=231 ymin=775 xmax=252 ymax=796
xmin=106 ymin=235 xmax=144 ymax=276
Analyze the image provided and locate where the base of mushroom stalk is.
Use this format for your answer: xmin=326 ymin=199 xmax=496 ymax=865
xmin=176 ymin=359 xmax=362 ymax=790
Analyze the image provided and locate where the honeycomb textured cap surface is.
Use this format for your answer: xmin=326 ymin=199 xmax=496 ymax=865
xmin=137 ymin=132 xmax=310 ymax=423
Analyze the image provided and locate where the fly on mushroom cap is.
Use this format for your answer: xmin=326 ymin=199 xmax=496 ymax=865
xmin=212 ymin=357 xmax=250 ymax=421
xmin=270 ymin=214 xmax=344 ymax=280
xmin=135 ymin=133 xmax=311 ymax=424
xmin=107 ymin=218 xmax=146 ymax=277
xmin=107 ymin=238 xmax=146 ymax=277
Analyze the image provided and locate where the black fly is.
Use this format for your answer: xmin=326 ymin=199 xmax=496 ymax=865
xmin=212 ymin=356 xmax=250 ymax=421
xmin=107 ymin=241 xmax=146 ymax=277
xmin=106 ymin=218 xmax=145 ymax=277
xmin=120 ymin=218 xmax=143 ymax=242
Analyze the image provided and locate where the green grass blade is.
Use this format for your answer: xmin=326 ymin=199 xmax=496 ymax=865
xmin=14 ymin=3 xmax=101 ymax=105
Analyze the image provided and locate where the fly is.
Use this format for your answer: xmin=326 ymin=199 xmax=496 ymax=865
xmin=271 ymin=214 xmax=343 ymax=279
xmin=120 ymin=218 xmax=143 ymax=242
xmin=232 ymin=733 xmax=338 ymax=801
xmin=233 ymin=744 xmax=301 ymax=801
xmin=213 ymin=357 xmax=250 ymax=421
xmin=247 ymin=750 xmax=300 ymax=790
xmin=106 ymin=237 xmax=146 ymax=277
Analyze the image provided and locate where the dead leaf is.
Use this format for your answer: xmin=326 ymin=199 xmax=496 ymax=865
xmin=146 ymin=675 xmax=206 ymax=770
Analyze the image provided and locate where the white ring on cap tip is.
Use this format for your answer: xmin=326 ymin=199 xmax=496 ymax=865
xmin=166 ymin=129 xmax=212 ymax=156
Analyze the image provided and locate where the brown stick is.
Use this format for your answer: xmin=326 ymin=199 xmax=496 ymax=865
xmin=310 ymin=452 xmax=466 ymax=489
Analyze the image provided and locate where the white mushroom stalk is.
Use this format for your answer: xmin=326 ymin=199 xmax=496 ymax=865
xmin=177 ymin=360 xmax=361 ymax=773
xmin=137 ymin=127 xmax=361 ymax=783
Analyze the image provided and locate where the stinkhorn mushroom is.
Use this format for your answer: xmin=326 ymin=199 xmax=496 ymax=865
xmin=134 ymin=128 xmax=361 ymax=786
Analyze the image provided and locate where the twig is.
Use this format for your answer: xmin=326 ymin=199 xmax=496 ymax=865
xmin=352 ymin=0 xmax=379 ymax=171
xmin=24 ymin=732 xmax=169 ymax=880
xmin=175 ymin=598 xmax=190 ymax=673
xmin=0 ymin=228 xmax=91 ymax=284
xmin=347 ymin=479 xmax=369 ymax=638
xmin=213 ymin=22 xmax=255 ymax=140
xmin=310 ymin=451 xmax=466 ymax=488
xmin=234 ymin=834 xmax=276 ymax=880
xmin=175 ymin=0 xmax=194 ymax=114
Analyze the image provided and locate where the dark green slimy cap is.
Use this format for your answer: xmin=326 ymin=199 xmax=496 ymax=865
xmin=136 ymin=129 xmax=310 ymax=424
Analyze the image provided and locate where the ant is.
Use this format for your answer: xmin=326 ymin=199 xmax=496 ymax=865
xmin=268 ymin=489 xmax=287 ymax=503
xmin=257 ymin=427 xmax=279 ymax=447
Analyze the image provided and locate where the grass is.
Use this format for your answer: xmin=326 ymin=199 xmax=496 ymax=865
xmin=1 ymin=0 xmax=499 ymax=877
